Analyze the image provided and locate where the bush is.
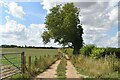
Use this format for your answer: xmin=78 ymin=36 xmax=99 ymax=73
xmin=105 ymin=48 xmax=120 ymax=58
xmin=80 ymin=45 xmax=96 ymax=56
xmin=90 ymin=48 xmax=105 ymax=58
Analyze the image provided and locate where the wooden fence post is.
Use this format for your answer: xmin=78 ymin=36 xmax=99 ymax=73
xmin=21 ymin=52 xmax=25 ymax=74
xmin=28 ymin=56 xmax=31 ymax=72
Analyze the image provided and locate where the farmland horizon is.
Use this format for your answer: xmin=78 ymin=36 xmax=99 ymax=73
xmin=0 ymin=44 xmax=62 ymax=48
xmin=0 ymin=44 xmax=119 ymax=48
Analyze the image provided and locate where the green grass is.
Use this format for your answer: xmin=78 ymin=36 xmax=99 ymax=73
xmin=1 ymin=54 xmax=21 ymax=66
xmin=9 ymin=74 xmax=30 ymax=80
xmin=57 ymin=58 xmax=67 ymax=79
xmin=1 ymin=48 xmax=58 ymax=64
xmin=1 ymin=48 xmax=58 ymax=56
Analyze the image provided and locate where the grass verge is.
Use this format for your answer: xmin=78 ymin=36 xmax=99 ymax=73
xmin=57 ymin=58 xmax=67 ymax=79
xmin=70 ymin=54 xmax=120 ymax=78
xmin=10 ymin=55 xmax=59 ymax=79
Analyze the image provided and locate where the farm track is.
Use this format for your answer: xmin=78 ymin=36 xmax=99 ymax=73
xmin=36 ymin=60 xmax=61 ymax=78
xmin=66 ymin=60 xmax=80 ymax=78
xmin=65 ymin=55 xmax=89 ymax=78
xmin=35 ymin=58 xmax=88 ymax=79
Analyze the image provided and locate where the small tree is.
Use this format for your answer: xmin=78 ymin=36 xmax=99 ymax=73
xmin=42 ymin=3 xmax=83 ymax=55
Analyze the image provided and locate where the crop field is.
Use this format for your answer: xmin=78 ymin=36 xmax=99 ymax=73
xmin=0 ymin=48 xmax=58 ymax=64
xmin=1 ymin=48 xmax=58 ymax=56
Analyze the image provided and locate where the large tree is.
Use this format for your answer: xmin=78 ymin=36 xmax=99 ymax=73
xmin=42 ymin=3 xmax=83 ymax=54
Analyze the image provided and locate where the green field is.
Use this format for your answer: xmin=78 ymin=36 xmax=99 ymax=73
xmin=1 ymin=48 xmax=58 ymax=65
xmin=1 ymin=48 xmax=58 ymax=56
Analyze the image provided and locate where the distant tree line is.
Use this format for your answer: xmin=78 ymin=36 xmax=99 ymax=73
xmin=0 ymin=44 xmax=58 ymax=49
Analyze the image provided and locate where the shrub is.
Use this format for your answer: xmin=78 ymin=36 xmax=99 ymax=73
xmin=105 ymin=48 xmax=120 ymax=58
xmin=80 ymin=45 xmax=96 ymax=56
xmin=90 ymin=48 xmax=105 ymax=58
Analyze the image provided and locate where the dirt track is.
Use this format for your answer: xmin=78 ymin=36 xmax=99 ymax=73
xmin=36 ymin=57 xmax=88 ymax=78
xmin=36 ymin=60 xmax=61 ymax=78
xmin=66 ymin=60 xmax=80 ymax=78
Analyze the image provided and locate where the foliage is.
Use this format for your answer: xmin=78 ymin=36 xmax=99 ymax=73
xmin=79 ymin=45 xmax=114 ymax=58
xmin=105 ymin=47 xmax=120 ymax=58
xmin=80 ymin=45 xmax=120 ymax=58
xmin=57 ymin=58 xmax=67 ymax=78
xmin=80 ymin=45 xmax=96 ymax=56
xmin=90 ymin=48 xmax=105 ymax=58
xmin=42 ymin=3 xmax=83 ymax=54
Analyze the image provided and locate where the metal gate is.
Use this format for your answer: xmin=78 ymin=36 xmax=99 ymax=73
xmin=0 ymin=52 xmax=25 ymax=79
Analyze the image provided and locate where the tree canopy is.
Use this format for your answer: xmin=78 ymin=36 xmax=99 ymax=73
xmin=42 ymin=3 xmax=84 ymax=54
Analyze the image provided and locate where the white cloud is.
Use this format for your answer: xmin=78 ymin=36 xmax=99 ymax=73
xmin=0 ymin=16 xmax=27 ymax=43
xmin=5 ymin=2 xmax=26 ymax=18
xmin=0 ymin=0 xmax=7 ymax=6
xmin=40 ymin=0 xmax=57 ymax=13
xmin=108 ymin=7 xmax=118 ymax=21
xmin=83 ymin=32 xmax=118 ymax=48
xmin=0 ymin=1 xmax=26 ymax=18
xmin=25 ymin=24 xmax=45 ymax=46
xmin=80 ymin=1 xmax=118 ymax=47
xmin=0 ymin=16 xmax=25 ymax=33
xmin=0 ymin=16 xmax=60 ymax=47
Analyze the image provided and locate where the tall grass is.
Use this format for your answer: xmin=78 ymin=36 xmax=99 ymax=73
xmin=70 ymin=54 xmax=120 ymax=78
xmin=10 ymin=55 xmax=60 ymax=79
xmin=30 ymin=55 xmax=59 ymax=76
xmin=65 ymin=45 xmax=120 ymax=78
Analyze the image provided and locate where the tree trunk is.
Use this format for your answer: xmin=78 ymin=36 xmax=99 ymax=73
xmin=73 ymin=45 xmax=80 ymax=55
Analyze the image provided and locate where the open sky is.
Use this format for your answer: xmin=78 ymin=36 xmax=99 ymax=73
xmin=0 ymin=0 xmax=119 ymax=47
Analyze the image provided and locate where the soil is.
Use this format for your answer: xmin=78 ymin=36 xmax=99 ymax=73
xmin=36 ymin=60 xmax=61 ymax=78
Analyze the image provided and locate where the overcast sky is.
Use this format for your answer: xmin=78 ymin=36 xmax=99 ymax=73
xmin=0 ymin=0 xmax=119 ymax=47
